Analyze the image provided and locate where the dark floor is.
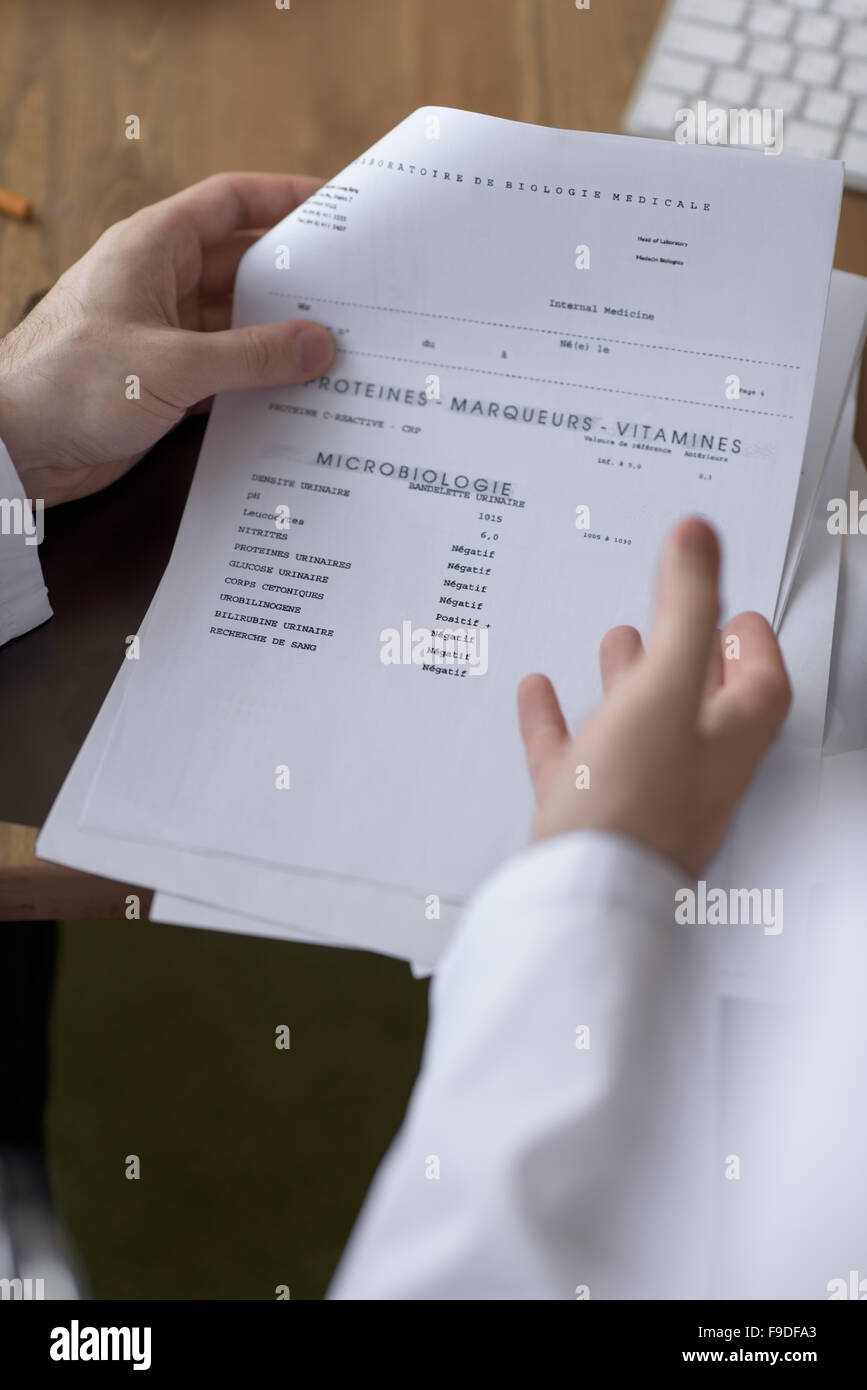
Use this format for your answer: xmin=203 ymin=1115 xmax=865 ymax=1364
xmin=46 ymin=919 xmax=428 ymax=1299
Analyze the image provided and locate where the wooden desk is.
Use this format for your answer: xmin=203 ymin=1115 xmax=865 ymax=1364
xmin=1 ymin=0 xmax=865 ymax=917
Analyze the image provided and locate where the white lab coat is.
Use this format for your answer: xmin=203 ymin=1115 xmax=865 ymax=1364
xmin=330 ymin=831 xmax=718 ymax=1299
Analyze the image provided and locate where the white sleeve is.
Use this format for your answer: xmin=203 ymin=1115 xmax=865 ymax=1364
xmin=0 ymin=437 xmax=52 ymax=646
xmin=330 ymin=830 xmax=717 ymax=1300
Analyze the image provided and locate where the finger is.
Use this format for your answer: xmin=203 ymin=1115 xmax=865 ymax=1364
xmin=705 ymin=611 xmax=791 ymax=751
xmin=166 ymin=319 xmax=336 ymax=400
xmin=199 ymin=230 xmax=265 ymax=298
xmin=141 ymin=172 xmax=323 ymax=251
xmin=599 ymin=625 xmax=643 ymax=695
xmin=647 ymin=518 xmax=721 ymax=712
xmin=518 ymin=674 xmax=570 ymax=802
xmin=702 ymin=629 xmax=725 ymax=699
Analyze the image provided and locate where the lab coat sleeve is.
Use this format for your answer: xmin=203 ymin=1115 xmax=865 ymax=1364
xmin=330 ymin=829 xmax=717 ymax=1300
xmin=0 ymin=437 xmax=52 ymax=646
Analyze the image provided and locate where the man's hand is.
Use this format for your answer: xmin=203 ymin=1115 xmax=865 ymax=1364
xmin=518 ymin=519 xmax=791 ymax=876
xmin=0 ymin=172 xmax=336 ymax=506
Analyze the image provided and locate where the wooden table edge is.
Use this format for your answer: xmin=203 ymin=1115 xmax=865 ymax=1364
xmin=0 ymin=820 xmax=153 ymax=920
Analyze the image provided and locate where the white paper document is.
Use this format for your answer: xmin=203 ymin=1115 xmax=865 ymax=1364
xmin=38 ymin=108 xmax=846 ymax=962
xmin=151 ymin=289 xmax=867 ymax=961
xmin=774 ymin=271 xmax=867 ymax=627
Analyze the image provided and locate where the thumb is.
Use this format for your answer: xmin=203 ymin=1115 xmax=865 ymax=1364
xmin=167 ymin=319 xmax=336 ymax=401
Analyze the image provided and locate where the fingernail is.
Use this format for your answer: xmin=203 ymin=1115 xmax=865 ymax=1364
xmin=292 ymin=323 xmax=334 ymax=373
xmin=681 ymin=519 xmax=718 ymax=563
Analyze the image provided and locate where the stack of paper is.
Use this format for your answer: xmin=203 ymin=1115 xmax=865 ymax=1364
xmin=36 ymin=109 xmax=866 ymax=979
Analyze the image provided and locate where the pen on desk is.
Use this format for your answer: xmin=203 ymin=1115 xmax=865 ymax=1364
xmin=0 ymin=186 xmax=32 ymax=220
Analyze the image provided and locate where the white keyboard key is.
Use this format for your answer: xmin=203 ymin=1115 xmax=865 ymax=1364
xmin=747 ymin=39 xmax=793 ymax=74
xmin=757 ymin=79 xmax=804 ymax=112
xmin=794 ymin=14 xmax=841 ymax=47
xmin=803 ymin=88 xmax=852 ymax=124
xmin=793 ymin=49 xmax=841 ymax=85
xmin=628 ymin=87 xmax=689 ymax=138
xmin=842 ymin=22 xmax=867 ymax=56
xmin=840 ymin=131 xmax=867 ymax=185
xmin=852 ymin=97 xmax=867 ymax=130
xmin=665 ymin=19 xmax=745 ymax=64
xmin=782 ymin=119 xmax=841 ymax=158
xmin=678 ymin=0 xmax=746 ymax=24
xmin=749 ymin=5 xmax=792 ymax=39
xmin=710 ymin=67 xmax=757 ymax=104
xmin=646 ymin=52 xmax=710 ymax=92
xmin=831 ymin=0 xmax=867 ymax=19
xmin=840 ymin=59 xmax=867 ymax=93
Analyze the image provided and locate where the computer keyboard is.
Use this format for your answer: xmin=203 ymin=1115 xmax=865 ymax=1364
xmin=623 ymin=0 xmax=867 ymax=191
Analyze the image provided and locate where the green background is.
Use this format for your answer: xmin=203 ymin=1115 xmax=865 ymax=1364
xmin=46 ymin=919 xmax=427 ymax=1299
